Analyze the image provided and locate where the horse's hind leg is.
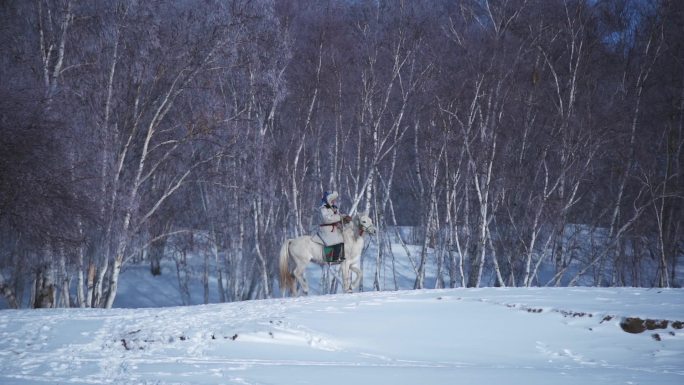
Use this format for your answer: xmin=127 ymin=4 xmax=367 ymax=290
xmin=294 ymin=265 xmax=309 ymax=296
xmin=288 ymin=272 xmax=297 ymax=296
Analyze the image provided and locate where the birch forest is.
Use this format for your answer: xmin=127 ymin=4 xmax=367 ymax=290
xmin=1 ymin=0 xmax=682 ymax=308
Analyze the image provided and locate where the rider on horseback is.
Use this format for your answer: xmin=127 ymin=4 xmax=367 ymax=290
xmin=279 ymin=194 xmax=375 ymax=295
xmin=318 ymin=191 xmax=352 ymax=263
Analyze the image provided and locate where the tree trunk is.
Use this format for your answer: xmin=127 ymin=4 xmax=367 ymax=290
xmin=33 ymin=264 xmax=55 ymax=309
xmin=253 ymin=199 xmax=271 ymax=298
xmin=57 ymin=246 xmax=70 ymax=307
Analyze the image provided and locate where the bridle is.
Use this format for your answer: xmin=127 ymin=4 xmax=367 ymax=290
xmin=356 ymin=218 xmax=376 ymax=237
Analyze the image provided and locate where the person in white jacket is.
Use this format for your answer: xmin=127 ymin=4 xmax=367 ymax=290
xmin=317 ymin=191 xmax=351 ymax=262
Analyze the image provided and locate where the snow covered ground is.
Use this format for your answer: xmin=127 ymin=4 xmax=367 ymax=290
xmin=1 ymin=287 xmax=683 ymax=385
xmin=2 ymin=232 xmax=683 ymax=384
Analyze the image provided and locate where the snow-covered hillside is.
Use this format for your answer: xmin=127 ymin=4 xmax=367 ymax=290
xmin=2 ymin=231 xmax=683 ymax=384
xmin=1 ymin=288 xmax=683 ymax=385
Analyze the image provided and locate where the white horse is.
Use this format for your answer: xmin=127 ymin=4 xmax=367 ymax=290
xmin=279 ymin=212 xmax=376 ymax=296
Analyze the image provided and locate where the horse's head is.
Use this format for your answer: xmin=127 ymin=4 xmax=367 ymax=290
xmin=355 ymin=212 xmax=376 ymax=235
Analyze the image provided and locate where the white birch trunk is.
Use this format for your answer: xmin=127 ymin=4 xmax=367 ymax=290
xmin=253 ymin=199 xmax=271 ymax=298
xmin=58 ymin=246 xmax=70 ymax=308
xmin=415 ymin=140 xmax=446 ymax=289
xmin=203 ymin=249 xmax=210 ymax=304
xmin=471 ymin=132 xmax=496 ymax=288
xmin=487 ymin=228 xmax=505 ymax=287
xmin=76 ymin=242 xmax=86 ymax=308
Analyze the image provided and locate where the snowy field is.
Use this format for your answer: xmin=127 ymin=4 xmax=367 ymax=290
xmin=1 ymin=287 xmax=683 ymax=385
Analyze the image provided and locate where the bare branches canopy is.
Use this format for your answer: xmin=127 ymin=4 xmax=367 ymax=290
xmin=0 ymin=0 xmax=682 ymax=308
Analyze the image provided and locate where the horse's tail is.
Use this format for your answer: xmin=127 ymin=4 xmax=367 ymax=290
xmin=279 ymin=239 xmax=294 ymax=296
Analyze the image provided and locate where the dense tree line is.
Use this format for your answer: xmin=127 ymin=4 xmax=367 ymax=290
xmin=0 ymin=0 xmax=681 ymax=308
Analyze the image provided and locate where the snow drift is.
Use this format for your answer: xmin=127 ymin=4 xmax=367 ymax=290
xmin=1 ymin=287 xmax=683 ymax=385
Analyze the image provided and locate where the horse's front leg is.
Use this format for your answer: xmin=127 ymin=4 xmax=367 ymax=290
xmin=340 ymin=262 xmax=353 ymax=293
xmin=349 ymin=264 xmax=362 ymax=291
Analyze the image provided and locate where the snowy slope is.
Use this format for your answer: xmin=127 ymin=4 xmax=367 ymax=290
xmin=1 ymin=288 xmax=683 ymax=385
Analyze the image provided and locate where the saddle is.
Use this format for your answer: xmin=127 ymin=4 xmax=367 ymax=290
xmin=323 ymin=243 xmax=345 ymax=264
xmin=312 ymin=231 xmax=345 ymax=263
